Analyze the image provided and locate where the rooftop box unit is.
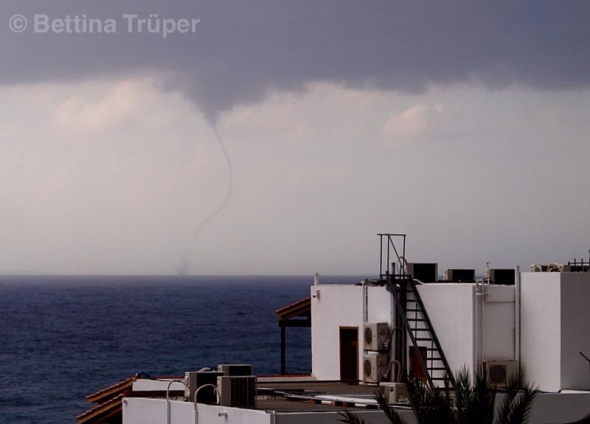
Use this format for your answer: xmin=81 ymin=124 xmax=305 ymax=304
xmin=379 ymin=382 xmax=408 ymax=404
xmin=363 ymin=352 xmax=388 ymax=384
xmin=364 ymin=322 xmax=389 ymax=351
xmin=185 ymin=371 xmax=223 ymax=404
xmin=218 ymin=364 xmax=254 ymax=376
xmin=406 ymin=263 xmax=438 ymax=282
xmin=486 ymin=269 xmax=516 ymax=285
xmin=443 ymin=269 xmax=475 ymax=282
xmin=217 ymin=375 xmax=257 ymax=408
xmin=483 ymin=360 xmax=518 ymax=388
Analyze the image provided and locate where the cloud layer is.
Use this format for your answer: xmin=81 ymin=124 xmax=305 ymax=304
xmin=2 ymin=2 xmax=590 ymax=275
xmin=2 ymin=1 xmax=590 ymax=120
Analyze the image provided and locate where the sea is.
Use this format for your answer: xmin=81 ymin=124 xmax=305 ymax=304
xmin=0 ymin=275 xmax=361 ymax=424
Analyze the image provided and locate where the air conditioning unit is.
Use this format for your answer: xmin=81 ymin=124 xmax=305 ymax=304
xmin=483 ymin=360 xmax=518 ymax=387
xmin=217 ymin=375 xmax=257 ymax=408
xmin=443 ymin=269 xmax=475 ymax=282
xmin=363 ymin=352 xmax=388 ymax=384
xmin=379 ymin=382 xmax=408 ymax=404
xmin=364 ymin=322 xmax=389 ymax=351
xmin=406 ymin=263 xmax=438 ymax=282
xmin=486 ymin=269 xmax=516 ymax=285
xmin=218 ymin=364 xmax=254 ymax=376
xmin=185 ymin=371 xmax=223 ymax=403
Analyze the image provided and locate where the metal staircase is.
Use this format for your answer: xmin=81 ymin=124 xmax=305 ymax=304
xmin=379 ymin=234 xmax=454 ymax=389
xmin=386 ymin=276 xmax=454 ymax=389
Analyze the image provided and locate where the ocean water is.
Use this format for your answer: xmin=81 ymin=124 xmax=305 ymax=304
xmin=0 ymin=275 xmax=360 ymax=424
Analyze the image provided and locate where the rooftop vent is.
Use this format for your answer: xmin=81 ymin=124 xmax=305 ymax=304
xmin=486 ymin=269 xmax=516 ymax=285
xmin=443 ymin=269 xmax=475 ymax=282
xmin=406 ymin=263 xmax=438 ymax=283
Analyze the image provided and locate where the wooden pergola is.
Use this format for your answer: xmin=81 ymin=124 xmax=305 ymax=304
xmin=275 ymin=297 xmax=311 ymax=375
xmin=77 ymin=375 xmax=184 ymax=424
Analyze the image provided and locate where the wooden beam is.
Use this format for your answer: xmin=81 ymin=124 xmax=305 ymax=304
xmin=279 ymin=319 xmax=311 ymax=328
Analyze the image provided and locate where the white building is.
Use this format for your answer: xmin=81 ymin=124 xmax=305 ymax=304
xmin=312 ymin=271 xmax=590 ymax=394
xmin=78 ymin=241 xmax=590 ymax=424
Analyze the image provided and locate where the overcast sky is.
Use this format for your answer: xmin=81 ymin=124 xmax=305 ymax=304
xmin=1 ymin=1 xmax=589 ymax=276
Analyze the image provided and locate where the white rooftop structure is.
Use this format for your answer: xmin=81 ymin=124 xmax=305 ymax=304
xmin=79 ymin=235 xmax=590 ymax=424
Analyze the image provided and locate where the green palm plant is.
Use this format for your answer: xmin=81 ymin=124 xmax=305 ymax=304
xmin=340 ymin=367 xmax=537 ymax=424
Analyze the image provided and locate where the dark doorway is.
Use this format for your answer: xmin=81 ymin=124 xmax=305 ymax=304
xmin=339 ymin=327 xmax=359 ymax=382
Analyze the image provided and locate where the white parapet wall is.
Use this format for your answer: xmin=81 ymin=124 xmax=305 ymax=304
xmin=274 ymin=409 xmax=416 ymax=424
xmin=521 ymin=272 xmax=590 ymax=392
xmin=133 ymin=379 xmax=186 ymax=392
xmin=123 ymin=398 xmax=272 ymax=424
xmin=121 ymin=392 xmax=590 ymax=424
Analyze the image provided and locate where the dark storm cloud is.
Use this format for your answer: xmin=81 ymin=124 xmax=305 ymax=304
xmin=2 ymin=1 xmax=589 ymax=121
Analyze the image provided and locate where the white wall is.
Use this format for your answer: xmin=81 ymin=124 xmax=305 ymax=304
xmin=313 ymin=282 xmax=518 ymax=382
xmin=482 ymin=285 xmax=515 ymax=361
xmin=366 ymin=285 xmax=393 ymax=324
xmin=275 ymin=409 xmax=416 ymax=424
xmin=123 ymin=398 xmax=193 ymax=424
xmin=560 ymin=273 xmax=590 ymax=390
xmin=133 ymin=379 xmax=186 ymax=391
xmin=418 ymin=283 xmax=516 ymax=379
xmin=311 ymin=283 xmax=392 ymax=381
xmin=529 ymin=392 xmax=590 ymax=424
xmin=122 ymin=389 xmax=590 ymax=424
xmin=418 ymin=284 xmax=476 ymax=375
xmin=521 ymin=272 xmax=590 ymax=391
xmin=311 ymin=284 xmax=364 ymax=380
xmin=521 ymin=273 xmax=565 ymax=392
xmin=123 ymin=398 xmax=271 ymax=424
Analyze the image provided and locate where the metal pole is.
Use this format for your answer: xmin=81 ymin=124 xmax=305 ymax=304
xmin=194 ymin=384 xmax=220 ymax=424
xmin=280 ymin=325 xmax=286 ymax=375
xmin=166 ymin=379 xmax=190 ymax=424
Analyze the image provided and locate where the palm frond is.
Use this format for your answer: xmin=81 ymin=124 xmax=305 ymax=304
xmin=339 ymin=408 xmax=370 ymax=424
xmin=373 ymin=389 xmax=408 ymax=424
xmin=404 ymin=378 xmax=454 ymax=424
xmin=496 ymin=370 xmax=523 ymax=424
xmin=429 ymin=388 xmax=454 ymax=424
xmin=505 ymin=387 xmax=538 ymax=424
xmin=466 ymin=368 xmax=495 ymax=424
xmin=404 ymin=378 xmax=429 ymax=423
xmin=454 ymin=367 xmax=473 ymax=424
